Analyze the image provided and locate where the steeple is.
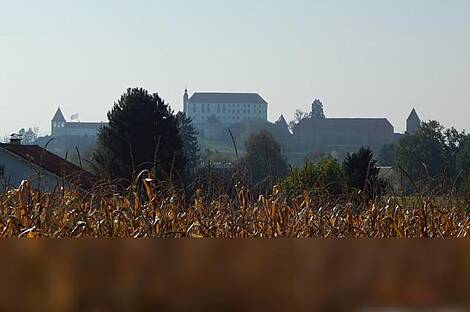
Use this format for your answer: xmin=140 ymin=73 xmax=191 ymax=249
xmin=406 ymin=108 xmax=421 ymax=135
xmin=52 ymin=107 xmax=66 ymax=123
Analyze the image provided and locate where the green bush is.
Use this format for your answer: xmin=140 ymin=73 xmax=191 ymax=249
xmin=283 ymin=158 xmax=346 ymax=197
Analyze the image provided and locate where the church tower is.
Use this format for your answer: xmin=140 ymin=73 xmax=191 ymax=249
xmin=406 ymin=108 xmax=421 ymax=135
xmin=51 ymin=107 xmax=66 ymax=136
xmin=183 ymin=89 xmax=189 ymax=114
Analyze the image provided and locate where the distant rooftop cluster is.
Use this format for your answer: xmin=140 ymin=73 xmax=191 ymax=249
xmin=181 ymin=89 xmax=421 ymax=151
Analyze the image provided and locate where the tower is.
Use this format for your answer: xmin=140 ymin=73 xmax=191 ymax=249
xmin=183 ymin=89 xmax=189 ymax=114
xmin=51 ymin=107 xmax=66 ymax=136
xmin=406 ymin=108 xmax=421 ymax=135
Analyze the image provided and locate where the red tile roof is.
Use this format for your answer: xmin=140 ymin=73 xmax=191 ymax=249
xmin=0 ymin=143 xmax=97 ymax=190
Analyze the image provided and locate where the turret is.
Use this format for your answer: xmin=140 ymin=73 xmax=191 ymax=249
xmin=406 ymin=108 xmax=421 ymax=135
xmin=183 ymin=89 xmax=189 ymax=113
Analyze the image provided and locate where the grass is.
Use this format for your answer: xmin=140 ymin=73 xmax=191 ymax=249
xmin=1 ymin=177 xmax=469 ymax=238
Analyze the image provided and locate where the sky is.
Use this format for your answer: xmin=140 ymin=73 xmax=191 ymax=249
xmin=1 ymin=0 xmax=469 ymax=138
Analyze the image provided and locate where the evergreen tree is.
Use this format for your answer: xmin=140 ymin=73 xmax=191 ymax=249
xmin=176 ymin=112 xmax=200 ymax=173
xmin=93 ymin=88 xmax=185 ymax=181
xmin=344 ymin=147 xmax=382 ymax=197
xmin=311 ymin=99 xmax=325 ymax=119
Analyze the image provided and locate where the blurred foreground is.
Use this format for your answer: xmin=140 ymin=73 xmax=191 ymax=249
xmin=0 ymin=242 xmax=468 ymax=311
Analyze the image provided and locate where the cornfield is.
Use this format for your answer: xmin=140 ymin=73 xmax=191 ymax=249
xmin=1 ymin=178 xmax=469 ymax=238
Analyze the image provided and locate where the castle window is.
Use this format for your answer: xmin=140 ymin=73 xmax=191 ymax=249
xmin=0 ymin=165 xmax=4 ymax=178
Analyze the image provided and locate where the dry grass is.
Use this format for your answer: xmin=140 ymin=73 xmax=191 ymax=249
xmin=1 ymin=179 xmax=469 ymax=238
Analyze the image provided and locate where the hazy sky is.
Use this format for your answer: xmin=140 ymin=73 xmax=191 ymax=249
xmin=1 ymin=0 xmax=469 ymax=138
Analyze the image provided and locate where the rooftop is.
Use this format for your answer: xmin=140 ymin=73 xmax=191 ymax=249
xmin=189 ymin=92 xmax=268 ymax=105
xmin=52 ymin=107 xmax=66 ymax=122
xmin=0 ymin=143 xmax=97 ymax=190
xmin=297 ymin=117 xmax=394 ymax=132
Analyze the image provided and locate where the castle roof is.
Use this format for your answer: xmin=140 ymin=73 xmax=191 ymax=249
xmin=189 ymin=92 xmax=268 ymax=105
xmin=297 ymin=118 xmax=394 ymax=132
xmin=0 ymin=143 xmax=97 ymax=190
xmin=52 ymin=107 xmax=66 ymax=122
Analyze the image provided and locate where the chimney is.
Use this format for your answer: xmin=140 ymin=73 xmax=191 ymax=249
xmin=9 ymin=133 xmax=22 ymax=145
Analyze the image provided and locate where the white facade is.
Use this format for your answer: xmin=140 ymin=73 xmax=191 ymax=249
xmin=183 ymin=90 xmax=268 ymax=126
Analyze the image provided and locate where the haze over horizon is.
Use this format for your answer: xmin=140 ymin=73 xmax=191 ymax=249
xmin=1 ymin=0 xmax=469 ymax=138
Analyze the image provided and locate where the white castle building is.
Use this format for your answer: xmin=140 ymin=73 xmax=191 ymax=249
xmin=183 ymin=90 xmax=268 ymax=128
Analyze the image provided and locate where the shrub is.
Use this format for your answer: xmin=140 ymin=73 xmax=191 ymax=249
xmin=283 ymin=158 xmax=346 ymax=197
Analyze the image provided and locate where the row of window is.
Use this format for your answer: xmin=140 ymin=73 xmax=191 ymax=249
xmin=194 ymin=108 xmax=267 ymax=114
xmin=197 ymin=115 xmax=262 ymax=122
xmin=192 ymin=103 xmax=266 ymax=114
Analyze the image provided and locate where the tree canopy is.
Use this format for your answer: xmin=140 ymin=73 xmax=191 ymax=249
xmin=344 ymin=147 xmax=382 ymax=198
xmin=284 ymin=157 xmax=345 ymax=197
xmin=242 ymin=131 xmax=288 ymax=186
xmin=395 ymin=120 xmax=469 ymax=192
xmin=311 ymin=99 xmax=325 ymax=119
xmin=18 ymin=127 xmax=39 ymax=144
xmin=288 ymin=110 xmax=310 ymax=131
xmin=93 ymin=88 xmax=185 ymax=182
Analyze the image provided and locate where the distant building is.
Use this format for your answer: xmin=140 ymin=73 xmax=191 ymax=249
xmin=406 ymin=108 xmax=421 ymax=135
xmin=51 ymin=107 xmax=107 ymax=137
xmin=292 ymin=117 xmax=394 ymax=150
xmin=0 ymin=137 xmax=96 ymax=192
xmin=183 ymin=90 xmax=268 ymax=137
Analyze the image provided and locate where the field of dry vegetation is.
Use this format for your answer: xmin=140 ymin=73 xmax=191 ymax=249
xmin=1 ymin=176 xmax=469 ymax=238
